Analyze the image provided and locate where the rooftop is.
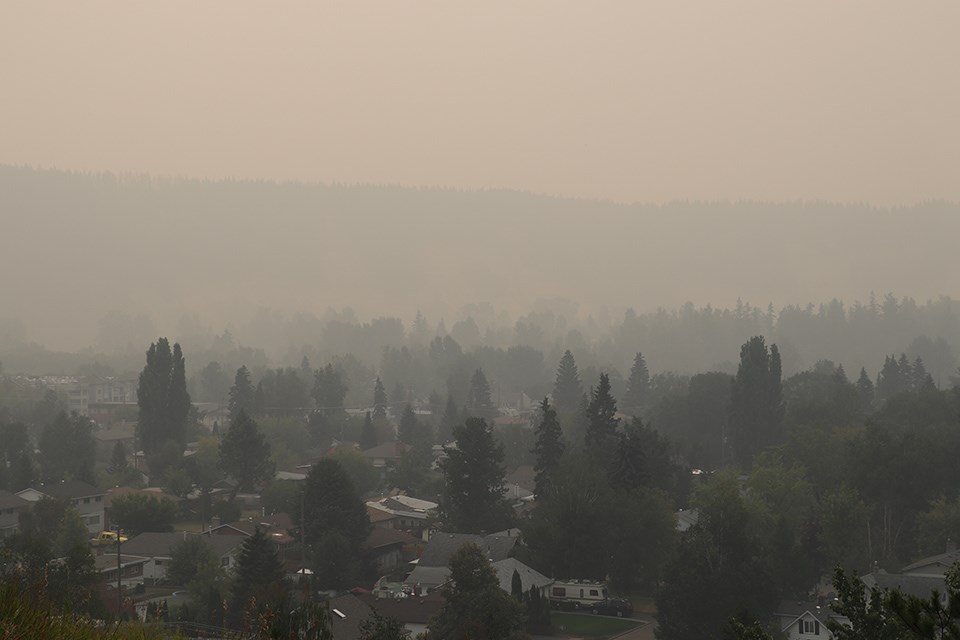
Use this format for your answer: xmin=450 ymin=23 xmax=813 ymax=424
xmin=121 ymin=532 xmax=243 ymax=559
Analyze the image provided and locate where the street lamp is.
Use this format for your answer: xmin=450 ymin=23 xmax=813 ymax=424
xmin=114 ymin=524 xmax=123 ymax=616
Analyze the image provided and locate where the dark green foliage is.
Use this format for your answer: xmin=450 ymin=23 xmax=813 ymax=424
xmin=37 ymin=411 xmax=96 ymax=483
xmin=782 ymin=360 xmax=860 ymax=429
xmin=729 ymin=336 xmax=784 ymax=469
xmin=553 ymin=350 xmax=584 ymax=414
xmin=372 ymin=376 xmax=388 ymax=420
xmin=428 ymin=543 xmax=526 ymax=640
xmin=137 ymin=338 xmax=191 ymax=475
xmin=219 ymin=410 xmax=275 ymax=495
xmin=437 ymin=395 xmax=459 ymax=444
xmin=299 ymin=458 xmax=371 ymax=589
xmin=229 ymin=365 xmax=256 ymax=420
xmin=856 ymin=367 xmax=875 ymax=414
xmin=109 ymin=493 xmax=177 ymax=535
xmin=359 ymin=610 xmax=412 ymax=640
xmin=397 ymin=403 xmax=418 ymax=444
xmin=511 ymin=569 xmax=523 ymax=600
xmin=258 ymin=367 xmax=310 ymax=411
xmin=585 ymin=372 xmax=619 ymax=451
xmin=360 ymin=410 xmax=378 ymax=449
xmin=167 ymin=536 xmax=220 ymax=586
xmin=230 ymin=527 xmax=286 ymax=625
xmin=623 ymin=352 xmax=650 ymax=415
xmin=313 ymin=364 xmax=348 ymax=413
xmin=532 ymin=397 xmax=564 ymax=499
xmin=110 ymin=440 xmax=128 ymax=472
xmin=438 ymin=417 xmax=513 ymax=533
xmin=466 ymin=368 xmax=497 ymax=420
xmin=0 ymin=421 xmax=31 ymax=491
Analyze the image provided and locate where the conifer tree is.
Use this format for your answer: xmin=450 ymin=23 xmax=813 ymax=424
xmin=438 ymin=395 xmax=459 ymax=444
xmin=467 ymin=368 xmax=497 ymax=420
xmin=439 ymin=418 xmax=512 ymax=533
xmin=532 ymin=398 xmax=564 ymax=499
xmin=585 ymin=373 xmax=620 ymax=450
xmin=553 ymin=350 xmax=584 ymax=413
xmin=398 ymin=403 xmax=419 ymax=444
xmin=230 ymin=528 xmax=286 ymax=624
xmin=360 ymin=410 xmax=378 ymax=450
xmin=110 ymin=441 xmax=128 ymax=472
xmin=137 ymin=338 xmax=191 ymax=462
xmin=912 ymin=356 xmax=929 ymax=392
xmin=228 ymin=365 xmax=255 ymax=421
xmin=623 ymin=352 xmax=650 ymax=415
xmin=728 ymin=336 xmax=784 ymax=469
xmin=219 ymin=410 xmax=274 ymax=497
xmin=856 ymin=367 xmax=875 ymax=414
xmin=372 ymin=376 xmax=389 ymax=425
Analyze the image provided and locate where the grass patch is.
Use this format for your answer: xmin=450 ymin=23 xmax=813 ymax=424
xmin=552 ymin=612 xmax=640 ymax=637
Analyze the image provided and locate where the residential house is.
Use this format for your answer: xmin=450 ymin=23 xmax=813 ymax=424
xmin=204 ymin=512 xmax=296 ymax=549
xmin=17 ymin=480 xmax=106 ymax=534
xmin=0 ymin=490 xmax=30 ymax=538
xmin=901 ymin=547 xmax=960 ymax=577
xmin=93 ymin=422 xmax=137 ymax=459
xmin=120 ymin=532 xmax=243 ymax=585
xmin=359 ymin=590 xmax=445 ymax=637
xmin=365 ymin=495 xmax=437 ymax=539
xmin=95 ymin=553 xmax=150 ymax=592
xmin=491 ymin=557 xmax=553 ymax=598
xmin=404 ymin=531 xmax=520 ymax=593
xmin=861 ymin=570 xmax=947 ymax=602
xmin=328 ymin=593 xmax=375 ymax=640
xmin=774 ymin=600 xmax=849 ymax=639
xmin=675 ymin=508 xmax=700 ymax=532
xmin=361 ymin=441 xmax=410 ymax=471
xmin=364 ymin=526 xmax=420 ymax=575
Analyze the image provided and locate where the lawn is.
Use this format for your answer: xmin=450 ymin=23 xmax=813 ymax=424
xmin=552 ymin=612 xmax=641 ymax=638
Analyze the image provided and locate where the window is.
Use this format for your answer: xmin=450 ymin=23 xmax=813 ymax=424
xmin=552 ymin=587 xmax=566 ymax=597
xmin=95 ymin=496 xmax=102 ymax=502
xmin=155 ymin=560 xmax=163 ymax=566
xmin=801 ymin=619 xmax=820 ymax=635
xmin=84 ymin=498 xmax=90 ymax=504
xmin=222 ymin=557 xmax=230 ymax=567
xmin=589 ymin=589 xmax=599 ymax=596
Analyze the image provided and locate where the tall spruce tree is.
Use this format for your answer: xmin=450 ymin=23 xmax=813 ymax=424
xmin=372 ymin=376 xmax=389 ymax=425
xmin=230 ymin=528 xmax=286 ymax=624
xmin=728 ymin=336 xmax=784 ymax=469
xmin=467 ymin=368 xmax=497 ymax=420
xmin=219 ymin=410 xmax=274 ymax=496
xmin=439 ymin=417 xmax=512 ymax=533
xmin=855 ymin=367 xmax=875 ymax=414
xmin=360 ymin=410 xmax=378 ymax=450
xmin=623 ymin=352 xmax=650 ymax=415
xmin=398 ymin=403 xmax=419 ymax=444
xmin=438 ymin=395 xmax=460 ymax=444
xmin=532 ymin=398 xmax=565 ymax=499
xmin=553 ymin=350 xmax=584 ymax=413
xmin=137 ymin=338 xmax=191 ymax=463
xmin=228 ymin=365 xmax=256 ymax=421
xmin=585 ymin=373 xmax=620 ymax=451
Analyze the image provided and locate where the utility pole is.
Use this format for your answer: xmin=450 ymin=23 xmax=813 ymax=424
xmin=114 ymin=524 xmax=122 ymax=616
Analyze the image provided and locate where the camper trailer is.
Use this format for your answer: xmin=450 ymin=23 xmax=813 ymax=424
xmin=548 ymin=579 xmax=609 ymax=610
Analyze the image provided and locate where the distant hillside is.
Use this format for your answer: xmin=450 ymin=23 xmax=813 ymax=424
xmin=1 ymin=164 xmax=958 ymax=351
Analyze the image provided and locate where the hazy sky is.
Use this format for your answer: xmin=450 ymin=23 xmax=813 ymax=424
xmin=2 ymin=2 xmax=958 ymax=204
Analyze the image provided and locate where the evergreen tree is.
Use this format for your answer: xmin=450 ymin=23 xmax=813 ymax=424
xmin=372 ymin=376 xmax=389 ymax=425
xmin=912 ymin=356 xmax=929 ymax=392
xmin=299 ymin=459 xmax=371 ymax=590
xmin=391 ymin=382 xmax=407 ymax=416
xmin=439 ymin=418 xmax=512 ymax=533
xmin=585 ymin=373 xmax=620 ymax=451
xmin=38 ymin=412 xmax=96 ymax=483
xmin=428 ymin=543 xmax=525 ymax=640
xmin=110 ymin=441 xmax=128 ymax=472
xmin=466 ymin=368 xmax=497 ymax=420
xmin=532 ymin=398 xmax=564 ymax=499
xmin=728 ymin=336 xmax=784 ymax=469
xmin=897 ymin=353 xmax=912 ymax=390
xmin=313 ymin=364 xmax=348 ymax=415
xmin=228 ymin=365 xmax=255 ymax=421
xmin=438 ymin=395 xmax=459 ymax=444
xmin=230 ymin=528 xmax=286 ymax=625
xmin=623 ymin=352 xmax=650 ymax=415
xmin=398 ymin=403 xmax=418 ymax=444
xmin=219 ymin=410 xmax=275 ymax=496
xmin=360 ymin=410 xmax=378 ymax=450
xmin=553 ymin=350 xmax=584 ymax=413
xmin=855 ymin=367 xmax=875 ymax=414
xmin=137 ymin=338 xmax=191 ymax=466
xmin=511 ymin=569 xmax=523 ymax=600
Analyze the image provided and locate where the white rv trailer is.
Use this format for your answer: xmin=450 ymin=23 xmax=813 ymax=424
xmin=548 ymin=579 xmax=609 ymax=609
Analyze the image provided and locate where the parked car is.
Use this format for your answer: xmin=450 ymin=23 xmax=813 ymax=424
xmin=589 ymin=597 xmax=633 ymax=617
xmin=90 ymin=531 xmax=128 ymax=546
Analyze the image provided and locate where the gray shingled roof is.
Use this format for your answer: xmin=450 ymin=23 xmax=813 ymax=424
xmin=35 ymin=480 xmax=104 ymax=499
xmin=417 ymin=533 xmax=518 ymax=567
xmin=902 ymin=550 xmax=960 ymax=575
xmin=0 ymin=490 xmax=30 ymax=511
xmin=492 ymin=557 xmax=553 ymax=593
xmin=121 ymin=532 xmax=243 ymax=559
xmin=862 ymin=572 xmax=947 ymax=599
xmin=328 ymin=594 xmax=374 ymax=640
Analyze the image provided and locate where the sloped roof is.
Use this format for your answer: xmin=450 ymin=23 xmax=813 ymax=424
xmin=33 ymin=480 xmax=104 ymax=499
xmin=417 ymin=532 xmax=518 ymax=567
xmin=862 ymin=572 xmax=947 ymax=599
xmin=328 ymin=594 xmax=375 ymax=640
xmin=365 ymin=527 xmax=418 ymax=550
xmin=367 ymin=506 xmax=396 ymax=523
xmin=505 ymin=465 xmax=536 ymax=492
xmin=121 ymin=532 xmax=243 ymax=559
xmin=403 ymin=564 xmax=451 ymax=588
xmin=359 ymin=591 xmax=445 ymax=624
xmin=0 ymin=490 xmax=30 ymax=511
xmin=492 ymin=557 xmax=553 ymax=593
xmin=902 ymin=549 xmax=960 ymax=575
xmin=676 ymin=508 xmax=700 ymax=532
xmin=360 ymin=441 xmax=409 ymax=460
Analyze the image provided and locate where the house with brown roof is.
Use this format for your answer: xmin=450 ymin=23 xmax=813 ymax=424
xmin=364 ymin=526 xmax=420 ymax=575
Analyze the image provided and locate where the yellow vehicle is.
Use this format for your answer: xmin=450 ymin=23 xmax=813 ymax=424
xmin=90 ymin=531 xmax=128 ymax=546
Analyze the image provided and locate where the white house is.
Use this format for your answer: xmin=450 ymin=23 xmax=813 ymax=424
xmin=774 ymin=600 xmax=849 ymax=639
xmin=120 ymin=532 xmax=243 ymax=585
xmin=17 ymin=480 xmax=106 ymax=534
xmin=0 ymin=490 xmax=31 ymax=538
